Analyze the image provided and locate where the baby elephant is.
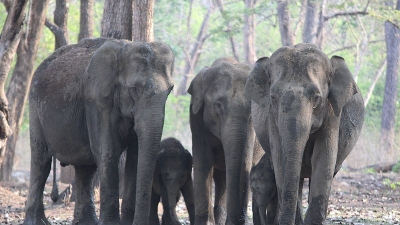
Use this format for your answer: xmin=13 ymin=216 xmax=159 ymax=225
xmin=150 ymin=138 xmax=195 ymax=225
xmin=250 ymin=154 xmax=278 ymax=225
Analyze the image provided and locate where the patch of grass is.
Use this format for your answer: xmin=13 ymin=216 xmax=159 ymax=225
xmin=364 ymin=167 xmax=376 ymax=174
xmin=392 ymin=162 xmax=400 ymax=173
xmin=383 ymin=178 xmax=400 ymax=190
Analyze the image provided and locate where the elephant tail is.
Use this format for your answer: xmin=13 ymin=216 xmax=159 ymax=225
xmin=51 ymin=155 xmax=59 ymax=203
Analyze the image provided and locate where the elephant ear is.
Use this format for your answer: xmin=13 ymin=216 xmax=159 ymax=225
xmin=184 ymin=149 xmax=193 ymax=168
xmin=86 ymin=40 xmax=123 ymax=100
xmin=187 ymin=67 xmax=209 ymax=114
xmin=328 ymin=56 xmax=358 ymax=117
xmin=245 ymin=57 xmax=270 ymax=111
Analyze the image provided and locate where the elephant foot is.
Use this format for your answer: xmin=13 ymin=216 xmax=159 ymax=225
xmin=214 ymin=205 xmax=227 ymax=224
xmin=194 ymin=215 xmax=214 ymax=225
xmin=99 ymin=221 xmax=119 ymax=225
xmin=23 ymin=217 xmax=51 ymax=225
xmin=225 ymin=215 xmax=246 ymax=225
xmin=72 ymin=214 xmax=98 ymax=225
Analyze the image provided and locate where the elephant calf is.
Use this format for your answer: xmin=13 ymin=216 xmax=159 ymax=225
xmin=150 ymin=137 xmax=195 ymax=225
xmin=250 ymin=154 xmax=277 ymax=225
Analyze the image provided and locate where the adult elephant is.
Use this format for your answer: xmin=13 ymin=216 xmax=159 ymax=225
xmin=23 ymin=38 xmax=174 ymax=225
xmin=188 ymin=57 xmax=258 ymax=225
xmin=245 ymin=43 xmax=365 ymax=224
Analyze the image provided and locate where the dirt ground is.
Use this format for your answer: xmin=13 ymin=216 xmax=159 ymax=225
xmin=1 ymin=170 xmax=399 ymax=225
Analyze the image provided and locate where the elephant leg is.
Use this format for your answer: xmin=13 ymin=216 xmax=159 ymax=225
xmin=181 ymin=175 xmax=195 ymax=225
xmin=213 ymin=168 xmax=226 ymax=225
xmin=304 ymin=128 xmax=338 ymax=224
xmin=150 ymin=190 xmax=160 ymax=225
xmin=121 ymin=138 xmax=139 ymax=225
xmin=23 ymin=122 xmax=51 ymax=225
xmin=72 ymin=165 xmax=98 ymax=225
xmin=252 ymin=193 xmax=263 ymax=225
xmin=193 ymin=163 xmax=214 ymax=224
xmin=295 ymin=178 xmax=304 ymax=225
xmin=266 ymin=189 xmax=278 ymax=225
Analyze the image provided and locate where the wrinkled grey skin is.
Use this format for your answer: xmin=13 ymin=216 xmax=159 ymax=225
xmin=150 ymin=138 xmax=195 ymax=225
xmin=188 ymin=58 xmax=257 ymax=225
xmin=245 ymin=44 xmax=365 ymax=224
xmin=250 ymin=153 xmax=278 ymax=225
xmin=24 ymin=38 xmax=174 ymax=225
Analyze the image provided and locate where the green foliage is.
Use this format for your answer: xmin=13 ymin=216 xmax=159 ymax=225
xmin=0 ymin=4 xmax=6 ymax=27
xmin=364 ymin=168 xmax=376 ymax=174
xmin=383 ymin=178 xmax=400 ymax=190
xmin=392 ymin=162 xmax=400 ymax=173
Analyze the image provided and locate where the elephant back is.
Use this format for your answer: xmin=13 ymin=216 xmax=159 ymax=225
xmin=30 ymin=38 xmax=111 ymax=101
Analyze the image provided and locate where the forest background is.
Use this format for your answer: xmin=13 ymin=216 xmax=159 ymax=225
xmin=0 ymin=0 xmax=400 ymax=179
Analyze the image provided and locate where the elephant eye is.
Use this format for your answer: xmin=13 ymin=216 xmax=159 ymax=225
xmin=214 ymin=102 xmax=223 ymax=115
xmin=270 ymin=93 xmax=279 ymax=106
xmin=312 ymin=94 xmax=321 ymax=108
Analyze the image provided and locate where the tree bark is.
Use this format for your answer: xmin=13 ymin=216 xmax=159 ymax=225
xmin=133 ymin=0 xmax=154 ymax=42
xmin=216 ymin=0 xmax=239 ymax=61
xmin=243 ymin=0 xmax=256 ymax=64
xmin=0 ymin=0 xmax=49 ymax=181
xmin=101 ymin=0 xmax=133 ymax=40
xmin=277 ymin=0 xmax=294 ymax=46
xmin=53 ymin=0 xmax=68 ymax=49
xmin=177 ymin=5 xmax=214 ymax=96
xmin=381 ymin=0 xmax=400 ymax=152
xmin=0 ymin=0 xmax=27 ymax=167
xmin=78 ymin=0 xmax=94 ymax=41
xmin=364 ymin=60 xmax=386 ymax=107
xmin=302 ymin=0 xmax=320 ymax=43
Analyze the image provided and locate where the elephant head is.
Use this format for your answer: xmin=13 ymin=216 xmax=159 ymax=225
xmin=156 ymin=138 xmax=193 ymax=225
xmin=245 ymin=43 xmax=359 ymax=224
xmin=84 ymin=40 xmax=174 ymax=224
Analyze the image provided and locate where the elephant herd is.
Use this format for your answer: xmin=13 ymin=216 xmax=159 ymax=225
xmin=22 ymin=37 xmax=364 ymax=225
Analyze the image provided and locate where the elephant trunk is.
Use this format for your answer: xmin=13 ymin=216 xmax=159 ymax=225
xmin=133 ymin=90 xmax=170 ymax=224
xmin=222 ymin=116 xmax=255 ymax=222
xmin=164 ymin=183 xmax=180 ymax=224
xmin=278 ymin=112 xmax=311 ymax=224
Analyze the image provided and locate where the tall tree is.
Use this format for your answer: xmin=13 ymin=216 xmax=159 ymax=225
xmin=0 ymin=0 xmax=27 ymax=166
xmin=78 ymin=0 xmax=94 ymax=41
xmin=0 ymin=0 xmax=49 ymax=181
xmin=277 ymin=0 xmax=294 ymax=46
xmin=101 ymin=0 xmax=133 ymax=40
xmin=381 ymin=0 xmax=400 ymax=151
xmin=243 ymin=0 xmax=256 ymax=64
xmin=176 ymin=2 xmax=215 ymax=95
xmin=133 ymin=0 xmax=154 ymax=42
xmin=302 ymin=0 xmax=320 ymax=43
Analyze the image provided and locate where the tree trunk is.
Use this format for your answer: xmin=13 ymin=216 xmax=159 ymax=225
xmin=302 ymin=0 xmax=320 ymax=44
xmin=0 ymin=0 xmax=49 ymax=181
xmin=101 ymin=0 xmax=133 ymax=40
xmin=277 ymin=0 xmax=294 ymax=46
xmin=53 ymin=0 xmax=68 ymax=49
xmin=78 ymin=0 xmax=94 ymax=41
xmin=133 ymin=0 xmax=154 ymax=42
xmin=243 ymin=0 xmax=256 ymax=64
xmin=0 ymin=0 xmax=27 ymax=167
xmin=381 ymin=0 xmax=400 ymax=152
xmin=216 ymin=0 xmax=239 ymax=61
xmin=176 ymin=6 xmax=214 ymax=96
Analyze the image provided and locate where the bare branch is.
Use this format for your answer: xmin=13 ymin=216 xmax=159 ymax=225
xmin=45 ymin=18 xmax=67 ymax=47
xmin=326 ymin=40 xmax=384 ymax=55
xmin=1 ymin=0 xmax=12 ymax=12
xmin=364 ymin=60 xmax=386 ymax=107
xmin=324 ymin=11 xmax=368 ymax=22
